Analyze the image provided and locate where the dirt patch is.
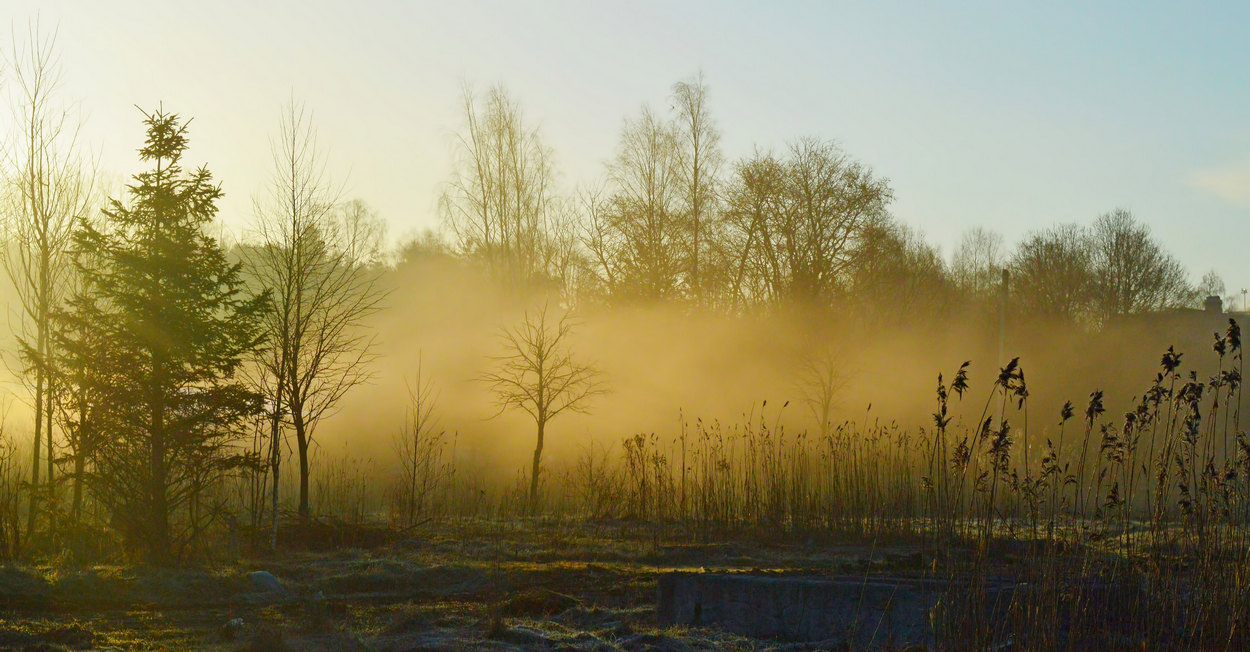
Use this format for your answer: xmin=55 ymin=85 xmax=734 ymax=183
xmin=499 ymin=586 xmax=582 ymax=617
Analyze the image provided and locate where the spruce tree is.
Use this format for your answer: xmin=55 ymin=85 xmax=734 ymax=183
xmin=57 ymin=108 xmax=266 ymax=564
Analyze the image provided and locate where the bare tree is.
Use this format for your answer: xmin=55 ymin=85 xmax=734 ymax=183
xmin=1009 ymin=223 xmax=1095 ymax=323
xmin=0 ymin=406 xmax=20 ymax=561
xmin=671 ymin=73 xmax=724 ymax=304
xmin=722 ymin=151 xmax=787 ymax=307
xmin=1196 ymin=270 xmax=1236 ymax=309
xmin=951 ymin=227 xmax=1006 ymax=301
xmin=539 ymin=197 xmax=590 ymax=302
xmin=1198 ymin=270 xmax=1225 ymax=299
xmin=245 ymin=99 xmax=385 ymax=531
xmin=441 ymin=85 xmax=569 ymax=292
xmin=51 ymin=254 xmax=106 ymax=524
xmin=1 ymin=23 xmax=94 ymax=544
xmin=581 ymin=76 xmax=724 ymax=306
xmin=797 ymin=344 xmax=848 ymax=440
xmin=1088 ymin=208 xmax=1192 ymax=321
xmin=849 ymin=221 xmax=952 ymax=322
xmin=723 ymin=140 xmax=892 ymax=307
xmin=575 ymin=185 xmax=617 ymax=302
xmin=482 ymin=303 xmax=604 ymax=509
xmin=584 ymin=106 xmax=685 ymax=301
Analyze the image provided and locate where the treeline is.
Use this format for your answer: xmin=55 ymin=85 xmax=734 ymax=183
xmin=0 ymin=29 xmax=1224 ymax=566
xmin=439 ymin=78 xmax=1211 ymax=328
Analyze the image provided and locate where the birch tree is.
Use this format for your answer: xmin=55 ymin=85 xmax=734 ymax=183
xmin=671 ymin=73 xmax=723 ymax=304
xmin=441 ymin=85 xmax=567 ymax=292
xmin=951 ymin=227 xmax=1006 ymax=302
xmin=584 ymin=107 xmax=685 ymax=301
xmin=1 ymin=23 xmax=94 ymax=544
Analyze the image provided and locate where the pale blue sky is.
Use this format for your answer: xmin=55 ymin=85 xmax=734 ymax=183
xmin=5 ymin=1 xmax=1250 ymax=291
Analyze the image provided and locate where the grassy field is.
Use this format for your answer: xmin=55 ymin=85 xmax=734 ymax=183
xmin=0 ymin=519 xmax=945 ymax=651
xmin=2 ymin=514 xmax=1244 ymax=650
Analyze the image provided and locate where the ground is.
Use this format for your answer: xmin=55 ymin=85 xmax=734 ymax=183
xmin=0 ymin=520 xmax=934 ymax=651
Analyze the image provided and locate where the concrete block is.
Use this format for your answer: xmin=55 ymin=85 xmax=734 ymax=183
xmin=657 ymin=572 xmax=939 ymax=647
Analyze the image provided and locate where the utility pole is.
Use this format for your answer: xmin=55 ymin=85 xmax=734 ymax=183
xmin=999 ymin=268 xmax=1009 ymax=365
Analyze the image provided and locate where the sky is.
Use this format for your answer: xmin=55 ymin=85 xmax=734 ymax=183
xmin=4 ymin=1 xmax=1250 ymax=293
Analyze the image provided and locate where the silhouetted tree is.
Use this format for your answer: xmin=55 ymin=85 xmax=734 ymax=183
xmin=0 ymin=430 xmax=19 ymax=561
xmin=951 ymin=227 xmax=1005 ymax=303
xmin=797 ymin=344 xmax=846 ymax=439
xmin=482 ymin=303 xmax=604 ymax=509
xmin=722 ymin=151 xmax=786 ymax=307
xmin=396 ymin=229 xmax=453 ymax=264
xmin=51 ymin=253 xmax=109 ymax=524
xmin=441 ymin=85 xmax=570 ymax=292
xmin=1196 ymin=269 xmax=1237 ymax=310
xmin=1 ymin=23 xmax=95 ymax=546
xmin=392 ymin=357 xmax=452 ymax=525
xmin=1198 ymin=270 xmax=1226 ymax=299
xmin=724 ymin=140 xmax=893 ymax=307
xmin=1088 ymin=208 xmax=1192 ymax=321
xmin=850 ymin=222 xmax=952 ymax=322
xmin=583 ymin=107 xmax=685 ymax=301
xmin=245 ymin=100 xmax=385 ymax=528
xmin=1009 ymin=223 xmax=1094 ymax=324
xmin=539 ymin=198 xmax=589 ymax=302
xmin=672 ymin=73 xmax=724 ymax=304
xmin=576 ymin=185 xmax=617 ymax=303
xmin=57 ymin=108 xmax=266 ymax=564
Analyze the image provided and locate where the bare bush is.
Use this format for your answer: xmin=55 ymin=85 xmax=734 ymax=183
xmin=391 ymin=360 xmax=455 ymax=526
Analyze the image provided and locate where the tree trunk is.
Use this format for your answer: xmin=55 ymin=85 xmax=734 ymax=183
xmin=270 ymin=409 xmax=281 ymax=550
xmin=148 ymin=360 xmax=170 ymax=566
xmin=529 ymin=419 xmax=545 ymax=511
xmin=25 ymin=368 xmax=44 ymax=547
xmin=71 ymin=448 xmax=84 ymax=523
xmin=149 ymin=440 xmax=169 ymax=564
xmin=692 ymin=182 xmax=700 ymax=303
xmin=294 ymin=409 xmax=310 ymax=521
xmin=39 ymin=232 xmax=53 ymax=537
xmin=44 ymin=381 xmax=54 ymax=535
xmin=407 ymin=435 xmax=418 ymax=524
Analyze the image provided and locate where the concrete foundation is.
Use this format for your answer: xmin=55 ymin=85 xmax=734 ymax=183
xmin=657 ymin=572 xmax=942 ymax=647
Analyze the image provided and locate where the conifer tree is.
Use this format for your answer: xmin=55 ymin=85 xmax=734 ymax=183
xmin=56 ymin=108 xmax=266 ymax=564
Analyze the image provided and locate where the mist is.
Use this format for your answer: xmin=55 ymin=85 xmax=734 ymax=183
xmin=317 ymin=245 xmax=1241 ymax=499
xmin=5 ymin=8 xmax=1250 ymax=649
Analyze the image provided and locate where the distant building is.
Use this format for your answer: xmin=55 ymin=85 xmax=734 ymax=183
xmin=1109 ymin=294 xmax=1245 ymax=361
